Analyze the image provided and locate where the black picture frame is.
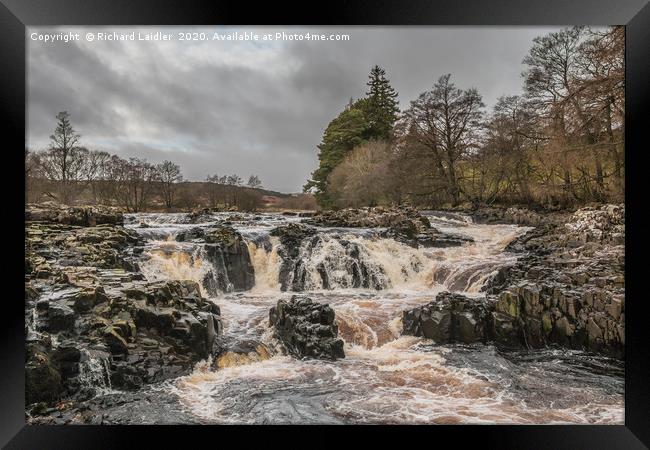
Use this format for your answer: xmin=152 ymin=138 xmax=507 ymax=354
xmin=2 ymin=1 xmax=648 ymax=447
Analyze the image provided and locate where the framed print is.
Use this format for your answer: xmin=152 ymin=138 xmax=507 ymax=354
xmin=2 ymin=0 xmax=649 ymax=447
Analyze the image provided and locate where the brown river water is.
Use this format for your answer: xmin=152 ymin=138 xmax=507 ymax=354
xmin=122 ymin=211 xmax=623 ymax=424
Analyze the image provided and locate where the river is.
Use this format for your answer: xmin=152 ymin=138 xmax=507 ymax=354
xmin=120 ymin=211 xmax=623 ymax=424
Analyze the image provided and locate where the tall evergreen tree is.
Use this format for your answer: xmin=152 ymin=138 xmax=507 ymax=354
xmin=364 ymin=65 xmax=400 ymax=139
xmin=304 ymin=66 xmax=398 ymax=209
xmin=304 ymin=99 xmax=372 ymax=208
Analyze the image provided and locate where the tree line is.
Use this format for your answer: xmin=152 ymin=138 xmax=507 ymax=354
xmin=26 ymin=111 xmax=266 ymax=212
xmin=305 ymin=26 xmax=624 ymax=209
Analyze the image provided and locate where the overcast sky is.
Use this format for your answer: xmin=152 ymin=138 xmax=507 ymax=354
xmin=27 ymin=26 xmax=563 ymax=193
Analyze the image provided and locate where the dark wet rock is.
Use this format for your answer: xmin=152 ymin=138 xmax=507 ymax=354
xmin=481 ymin=204 xmax=625 ymax=358
xmin=24 ymin=205 xmax=231 ymax=409
xmin=467 ymin=206 xmax=551 ymax=227
xmin=26 ymin=203 xmax=124 ymax=227
xmin=490 ymin=282 xmax=624 ymax=357
xmin=25 ymin=222 xmax=144 ymax=278
xmin=381 ymin=221 xmax=474 ymax=249
xmin=69 ymin=287 xmax=110 ymax=313
xmin=175 ymin=226 xmax=205 ymax=242
xmin=121 ymin=280 xmax=223 ymax=359
xmin=47 ymin=302 xmax=77 ymax=332
xmin=270 ymin=223 xmax=317 ymax=254
xmin=200 ymin=226 xmax=255 ymax=293
xmin=51 ymin=343 xmax=82 ymax=379
xmin=26 ymin=278 xmax=224 ymax=403
xmin=405 ymin=235 xmax=624 ymax=359
xmin=103 ymin=326 xmax=129 ymax=355
xmin=304 ymin=206 xmax=431 ymax=229
xmin=28 ymin=389 xmax=206 ymax=425
xmin=269 ymin=295 xmax=345 ymax=360
xmin=184 ymin=208 xmax=212 ymax=224
xmin=270 ymin=224 xmax=317 ymax=291
xmin=402 ymin=292 xmax=493 ymax=344
xmin=26 ymin=346 xmax=63 ymax=405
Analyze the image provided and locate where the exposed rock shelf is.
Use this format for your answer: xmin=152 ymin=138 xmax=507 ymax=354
xmin=25 ymin=209 xmax=224 ymax=408
xmin=403 ymin=204 xmax=625 ymax=359
xmin=402 ymin=292 xmax=493 ymax=344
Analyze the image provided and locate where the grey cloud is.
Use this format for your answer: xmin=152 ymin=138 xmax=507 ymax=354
xmin=27 ymin=26 xmax=564 ymax=193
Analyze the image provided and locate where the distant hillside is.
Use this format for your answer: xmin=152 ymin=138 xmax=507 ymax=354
xmin=26 ymin=177 xmax=317 ymax=212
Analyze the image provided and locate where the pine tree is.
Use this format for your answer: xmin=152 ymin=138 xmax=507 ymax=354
xmin=304 ymin=99 xmax=372 ymax=208
xmin=364 ymin=65 xmax=400 ymax=139
xmin=303 ymin=67 xmax=399 ymax=209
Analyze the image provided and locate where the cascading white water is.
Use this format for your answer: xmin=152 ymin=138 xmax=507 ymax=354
xmin=247 ymin=238 xmax=281 ymax=293
xmin=286 ymin=234 xmax=389 ymax=290
xmin=130 ymin=210 xmax=525 ymax=296
xmin=140 ymin=242 xmax=213 ymax=295
xmin=126 ymin=211 xmax=623 ymax=425
xmin=78 ymin=349 xmax=113 ymax=394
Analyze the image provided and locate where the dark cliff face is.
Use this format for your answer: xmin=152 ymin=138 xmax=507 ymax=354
xmin=269 ymin=295 xmax=345 ymax=360
xmin=202 ymin=227 xmax=255 ymax=293
xmin=488 ymin=205 xmax=624 ymax=358
xmin=270 ymin=223 xmax=316 ymax=291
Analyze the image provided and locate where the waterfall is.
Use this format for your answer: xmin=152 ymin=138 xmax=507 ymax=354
xmin=116 ymin=212 xmax=623 ymax=425
xmin=138 ymin=219 xmax=530 ymax=297
xmin=140 ymin=242 xmax=236 ymax=297
xmin=282 ymin=234 xmax=390 ymax=291
xmin=247 ymin=237 xmax=281 ymax=293
xmin=78 ymin=349 xmax=113 ymax=394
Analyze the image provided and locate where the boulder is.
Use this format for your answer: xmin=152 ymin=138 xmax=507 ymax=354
xmin=122 ymin=280 xmax=223 ymax=358
xmin=175 ymin=227 xmax=205 ymax=242
xmin=25 ymin=349 xmax=63 ymax=405
xmin=402 ymin=292 xmax=493 ymax=344
xmin=47 ymin=303 xmax=76 ymax=333
xmin=193 ymin=226 xmax=255 ymax=293
xmin=269 ymin=295 xmax=345 ymax=360
xmin=184 ymin=208 xmax=212 ymax=224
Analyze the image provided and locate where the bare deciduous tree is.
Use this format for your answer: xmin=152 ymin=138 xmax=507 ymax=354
xmin=247 ymin=175 xmax=262 ymax=190
xmin=37 ymin=111 xmax=88 ymax=203
xmin=400 ymin=74 xmax=484 ymax=206
xmin=156 ymin=160 xmax=183 ymax=209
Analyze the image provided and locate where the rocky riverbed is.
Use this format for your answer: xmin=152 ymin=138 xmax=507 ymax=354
xmin=401 ymin=205 xmax=625 ymax=358
xmin=24 ymin=204 xmax=624 ymax=424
